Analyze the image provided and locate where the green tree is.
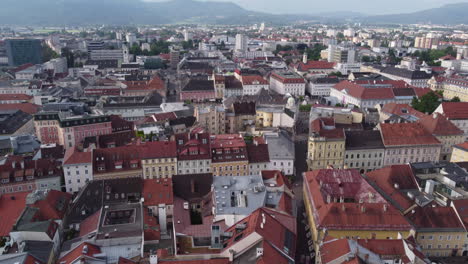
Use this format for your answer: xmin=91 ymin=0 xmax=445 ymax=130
xmin=450 ymin=96 xmax=461 ymax=102
xmin=42 ymin=45 xmax=59 ymax=62
xmin=411 ymin=91 xmax=441 ymax=114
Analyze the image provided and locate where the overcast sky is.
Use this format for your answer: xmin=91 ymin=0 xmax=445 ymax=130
xmin=146 ymin=0 xmax=468 ymax=15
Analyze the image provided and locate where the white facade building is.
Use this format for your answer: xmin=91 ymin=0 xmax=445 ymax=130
xmin=63 ymin=149 xmax=93 ymax=193
xmin=270 ymin=71 xmax=305 ymax=96
xmin=235 ymin=34 xmax=248 ymax=52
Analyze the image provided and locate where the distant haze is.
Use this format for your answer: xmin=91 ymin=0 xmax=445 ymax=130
xmin=146 ymin=0 xmax=468 ymax=15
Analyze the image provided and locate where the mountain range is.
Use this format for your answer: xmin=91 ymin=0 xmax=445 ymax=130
xmin=0 ymin=0 xmax=467 ymax=26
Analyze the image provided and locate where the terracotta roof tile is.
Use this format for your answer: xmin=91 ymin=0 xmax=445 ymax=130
xmin=440 ymin=102 xmax=468 ymax=120
xmin=418 ymin=113 xmax=463 ymax=136
xmin=142 ymin=179 xmax=173 ymax=206
xmin=0 ymin=103 xmax=40 ymax=114
xmin=63 ymin=148 xmax=92 ymax=165
xmin=58 ymin=242 xmax=101 ymax=264
xmin=79 ymin=210 xmax=100 ymax=237
xmin=379 ymin=123 xmax=441 ymax=146
xmin=0 ymin=192 xmax=28 ymax=236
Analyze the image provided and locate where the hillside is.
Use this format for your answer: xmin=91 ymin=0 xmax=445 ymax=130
xmin=362 ymin=3 xmax=468 ymax=24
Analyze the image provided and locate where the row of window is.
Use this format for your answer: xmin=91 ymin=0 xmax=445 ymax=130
xmin=143 ymin=158 xmax=176 ymax=164
xmin=420 ymin=234 xmax=462 ymax=240
xmin=346 ymin=152 xmax=383 ymax=159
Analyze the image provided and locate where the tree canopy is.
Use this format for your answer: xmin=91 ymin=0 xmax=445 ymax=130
xmin=411 ymin=91 xmax=441 ymax=114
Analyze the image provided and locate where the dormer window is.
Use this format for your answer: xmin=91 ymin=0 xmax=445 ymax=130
xmin=1 ymin=179 xmax=9 ymax=184
xmin=98 ymin=166 xmax=105 ymax=171
xmin=15 ymin=177 xmax=24 ymax=182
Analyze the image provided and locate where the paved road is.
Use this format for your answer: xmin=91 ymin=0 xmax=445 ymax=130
xmin=294 ymin=135 xmax=314 ymax=264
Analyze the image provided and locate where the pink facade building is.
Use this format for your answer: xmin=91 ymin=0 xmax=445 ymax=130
xmin=34 ymin=112 xmax=112 ymax=148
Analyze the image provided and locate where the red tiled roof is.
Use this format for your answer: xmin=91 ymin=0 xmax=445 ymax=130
xmin=79 ymin=210 xmax=100 ymax=237
xmin=0 ymin=94 xmax=33 ymax=101
xmin=152 ymin=112 xmax=177 ymax=122
xmin=175 ymin=132 xmax=211 ymax=161
xmin=310 ymin=118 xmax=345 ymax=139
xmin=31 ymin=190 xmax=72 ymax=220
xmin=439 ymin=102 xmax=468 ymax=120
xmin=0 ymin=103 xmax=40 ymax=114
xmin=296 ymin=60 xmax=335 ymax=71
xmin=320 ymin=237 xmax=351 ymax=263
xmin=334 ymin=80 xmax=425 ymax=100
xmin=143 ymin=209 xmax=161 ymax=241
xmin=418 ymin=113 xmax=463 ymax=136
xmin=63 ymin=148 xmax=92 ymax=165
xmin=261 ymin=170 xmax=291 ymax=190
xmin=381 ymin=103 xmax=426 ymax=119
xmin=246 ymin=143 xmax=270 ymax=163
xmin=159 ymin=259 xmax=230 ymax=264
xmin=0 ymin=192 xmax=29 ymax=236
xmin=365 ymin=165 xmax=418 ymax=212
xmin=58 ymin=242 xmax=101 ymax=264
xmin=142 ymin=179 xmax=173 ymax=206
xmin=452 ymin=199 xmax=468 ymax=228
xmin=379 ymin=123 xmax=441 ymax=146
xmin=123 ymin=76 xmax=165 ymax=91
xmin=142 ymin=141 xmax=177 ymax=159
xmin=241 ymin=75 xmax=269 ymax=85
xmin=454 ymin=142 xmax=468 ymax=152
xmin=222 ymin=207 xmax=296 ymax=263
xmin=118 ymin=257 xmax=137 ymax=264
xmin=304 ymin=169 xmax=412 ymax=231
xmin=408 ymin=206 xmax=465 ymax=230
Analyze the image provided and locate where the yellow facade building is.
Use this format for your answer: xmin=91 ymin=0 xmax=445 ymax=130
xmin=141 ymin=141 xmax=178 ymax=179
xmin=307 ymin=118 xmax=345 ymax=170
xmin=451 ymin=142 xmax=468 ymax=162
xmin=303 ymin=169 xmax=413 ymax=253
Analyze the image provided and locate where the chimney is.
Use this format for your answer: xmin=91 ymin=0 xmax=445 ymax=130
xmin=229 ymin=249 xmax=235 ymax=262
xmin=20 ymin=161 xmax=24 ymax=169
xmin=190 ymin=180 xmax=195 ymax=193
xmin=150 ymin=255 xmax=158 ymax=264
xmin=433 ymin=113 xmax=437 ymax=119
xmin=326 ymin=195 xmax=331 ymax=203
xmin=82 ymin=245 xmax=88 ymax=254
xmin=256 ymin=248 xmax=264 ymax=258
xmin=361 ymin=205 xmax=366 ymax=213
xmin=383 ymin=204 xmax=388 ymax=212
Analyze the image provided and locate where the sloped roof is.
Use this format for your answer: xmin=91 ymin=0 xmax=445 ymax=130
xmin=418 ymin=113 xmax=463 ymax=136
xmin=304 ymin=169 xmax=412 ymax=231
xmin=365 ymin=165 xmax=418 ymax=212
xmin=0 ymin=103 xmax=40 ymax=115
xmin=440 ymin=102 xmax=468 ymax=120
xmin=0 ymin=192 xmax=29 ymax=236
xmin=379 ymin=123 xmax=441 ymax=146
xmin=142 ymin=178 xmax=173 ymax=206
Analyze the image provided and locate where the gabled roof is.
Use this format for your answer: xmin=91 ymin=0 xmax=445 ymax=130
xmin=418 ymin=113 xmax=463 ymax=136
xmin=379 ymin=123 xmax=441 ymax=146
xmin=0 ymin=103 xmax=40 ymax=115
xmin=454 ymin=142 xmax=468 ymax=152
xmin=0 ymin=192 xmax=29 ymax=236
xmin=365 ymin=165 xmax=418 ymax=212
xmin=439 ymin=102 xmax=468 ymax=120
xmin=222 ymin=207 xmax=296 ymax=264
xmin=247 ymin=142 xmax=270 ymax=163
xmin=452 ymin=199 xmax=468 ymax=229
xmin=79 ymin=210 xmax=100 ymax=237
xmin=333 ymin=80 xmax=419 ymax=100
xmin=310 ymin=118 xmax=345 ymax=139
xmin=296 ymin=60 xmax=335 ymax=71
xmin=241 ymin=75 xmax=269 ymax=85
xmin=304 ymin=169 xmax=412 ymax=231
xmin=380 ymin=103 xmax=426 ymax=119
xmin=30 ymin=190 xmax=72 ymax=220
xmin=58 ymin=242 xmax=102 ymax=264
xmin=63 ymin=147 xmax=92 ymax=165
xmin=408 ymin=206 xmax=465 ymax=230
